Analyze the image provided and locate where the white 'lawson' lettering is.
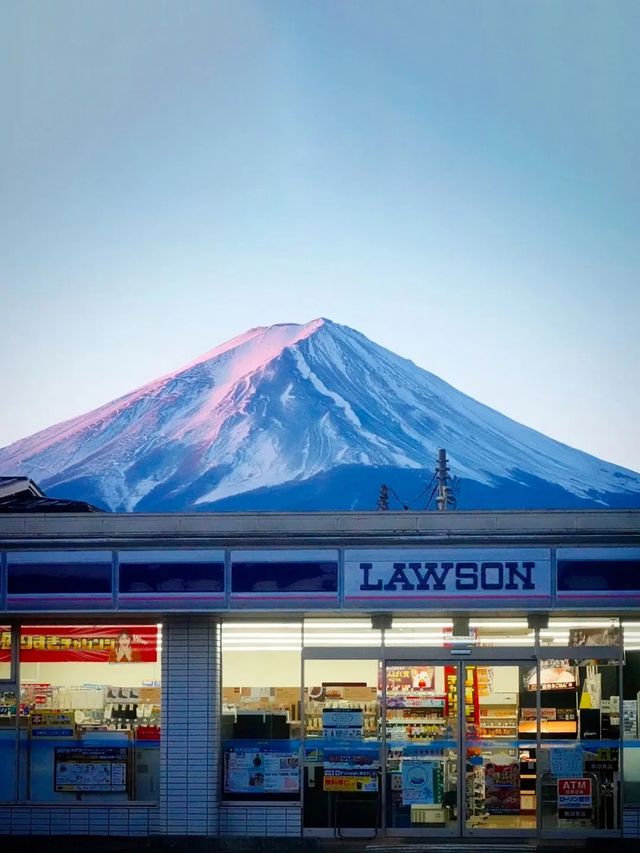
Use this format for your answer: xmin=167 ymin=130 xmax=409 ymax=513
xmin=359 ymin=561 xmax=535 ymax=592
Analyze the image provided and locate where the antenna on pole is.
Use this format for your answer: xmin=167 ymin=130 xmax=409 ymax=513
xmin=436 ymin=448 xmax=451 ymax=511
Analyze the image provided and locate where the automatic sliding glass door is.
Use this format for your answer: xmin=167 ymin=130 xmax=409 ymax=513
xmin=384 ymin=661 xmax=459 ymax=835
xmin=462 ymin=661 xmax=537 ymax=836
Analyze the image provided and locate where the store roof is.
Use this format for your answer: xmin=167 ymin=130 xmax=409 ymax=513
xmin=0 ymin=475 xmax=105 ymax=513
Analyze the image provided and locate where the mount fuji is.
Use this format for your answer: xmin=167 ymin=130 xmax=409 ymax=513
xmin=1 ymin=318 xmax=639 ymax=512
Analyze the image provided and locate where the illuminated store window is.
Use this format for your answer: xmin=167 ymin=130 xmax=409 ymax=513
xmin=18 ymin=624 xmax=162 ymax=803
xmin=302 ymin=618 xmax=381 ymax=831
xmin=384 ymin=619 xmax=452 ymax=648
xmin=0 ymin=625 xmax=11 ymax=680
xmin=540 ymin=618 xmax=621 ymax=648
xmin=472 ymin=619 xmax=534 ymax=647
xmin=622 ymin=621 xmax=640 ymax=807
xmin=383 ymin=619 xmax=535 ymax=648
xmin=221 ymin=622 xmax=302 ymax=801
xmin=303 ymin=618 xmax=381 ymax=648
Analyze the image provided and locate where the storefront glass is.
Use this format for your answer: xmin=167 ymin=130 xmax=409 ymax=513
xmin=303 ymin=657 xmax=380 ymax=831
xmin=221 ymin=621 xmax=302 ymax=801
xmin=0 ymin=625 xmax=11 ymax=680
xmin=0 ymin=688 xmax=17 ymax=802
xmin=18 ymin=624 xmax=161 ymax=803
xmin=384 ymin=661 xmax=458 ymax=833
xmin=622 ymin=621 xmax=640 ymax=808
xmin=537 ymin=657 xmax=621 ymax=832
xmin=465 ymin=662 xmax=536 ymax=832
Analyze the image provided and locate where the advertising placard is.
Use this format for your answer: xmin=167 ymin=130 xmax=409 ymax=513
xmin=401 ymin=760 xmax=435 ymax=805
xmin=550 ymin=748 xmax=583 ymax=778
xmin=0 ymin=626 xmax=158 ymax=663
xmin=223 ymin=741 xmax=300 ymax=794
xmin=558 ymin=778 xmax=592 ymax=819
xmin=322 ymin=742 xmax=380 ymax=793
xmin=322 ymin=708 xmax=364 ymax=739
xmin=31 ymin=710 xmax=75 ymax=738
xmin=484 ymin=762 xmax=520 ymax=814
xmin=54 ymin=747 xmax=128 ymax=792
xmin=324 ymin=768 xmax=378 ymax=792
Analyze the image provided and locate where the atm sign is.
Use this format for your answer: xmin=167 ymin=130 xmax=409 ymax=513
xmin=558 ymin=778 xmax=592 ymax=819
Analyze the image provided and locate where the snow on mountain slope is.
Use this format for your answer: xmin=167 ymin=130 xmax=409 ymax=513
xmin=0 ymin=318 xmax=638 ymax=511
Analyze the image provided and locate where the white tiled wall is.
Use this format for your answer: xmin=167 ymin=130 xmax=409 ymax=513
xmin=158 ymin=616 xmax=221 ymax=835
xmin=624 ymin=807 xmax=640 ymax=838
xmin=218 ymin=805 xmax=301 ymax=836
xmin=0 ymin=806 xmax=154 ymax=836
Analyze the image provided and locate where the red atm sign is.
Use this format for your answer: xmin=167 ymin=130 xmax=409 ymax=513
xmin=558 ymin=778 xmax=592 ymax=819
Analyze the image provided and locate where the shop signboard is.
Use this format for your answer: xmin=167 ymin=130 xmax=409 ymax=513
xmin=0 ymin=626 xmax=159 ymax=663
xmin=223 ymin=740 xmax=300 ymax=794
xmin=484 ymin=762 xmax=520 ymax=814
xmin=558 ymin=777 xmax=592 ymax=819
xmin=54 ymin=747 xmax=128 ymax=792
xmin=344 ymin=548 xmax=552 ymax=609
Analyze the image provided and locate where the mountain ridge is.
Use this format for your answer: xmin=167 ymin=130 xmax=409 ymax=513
xmin=1 ymin=317 xmax=638 ymax=512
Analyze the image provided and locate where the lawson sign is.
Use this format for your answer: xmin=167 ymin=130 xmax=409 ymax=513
xmin=344 ymin=548 xmax=552 ymax=609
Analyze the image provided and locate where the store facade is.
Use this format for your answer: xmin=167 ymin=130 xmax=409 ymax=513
xmin=0 ymin=509 xmax=640 ymax=841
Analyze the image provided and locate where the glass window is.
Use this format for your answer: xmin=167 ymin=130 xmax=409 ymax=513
xmin=221 ymin=621 xmax=301 ymax=800
xmin=19 ymin=624 xmax=161 ymax=803
xmin=8 ymin=563 xmax=112 ymax=595
xmin=0 ymin=688 xmax=17 ymax=802
xmin=232 ymin=561 xmax=338 ymax=593
xmin=119 ymin=560 xmax=224 ymax=593
xmin=465 ymin=663 xmax=536 ymax=832
xmin=622 ymin=622 xmax=640 ymax=806
xmin=535 ymin=654 xmax=621 ymax=832
xmin=383 ymin=618 xmax=535 ymax=649
xmin=558 ymin=560 xmax=640 ymax=591
xmin=304 ymin=618 xmax=381 ymax=648
xmin=540 ymin=618 xmax=621 ymax=648
xmin=303 ymin=657 xmax=380 ymax=830
xmin=384 ymin=619 xmax=452 ymax=648
xmin=0 ymin=626 xmax=11 ymax=680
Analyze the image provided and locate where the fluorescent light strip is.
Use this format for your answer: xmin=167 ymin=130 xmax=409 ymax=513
xmin=384 ymin=621 xmax=453 ymax=629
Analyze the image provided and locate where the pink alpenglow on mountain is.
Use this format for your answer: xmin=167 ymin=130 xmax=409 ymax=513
xmin=1 ymin=318 xmax=639 ymax=511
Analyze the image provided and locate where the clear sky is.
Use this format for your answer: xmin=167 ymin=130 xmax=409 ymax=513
xmin=1 ymin=1 xmax=639 ymax=473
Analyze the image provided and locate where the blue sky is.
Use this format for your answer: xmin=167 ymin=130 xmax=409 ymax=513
xmin=2 ymin=1 xmax=639 ymax=473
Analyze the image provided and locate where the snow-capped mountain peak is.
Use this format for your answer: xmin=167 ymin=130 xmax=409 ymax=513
xmin=1 ymin=319 xmax=638 ymax=512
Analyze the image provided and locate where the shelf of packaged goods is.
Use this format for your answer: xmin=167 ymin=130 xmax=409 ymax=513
xmin=479 ymin=714 xmax=518 ymax=718
xmin=519 ymin=720 xmax=578 ymax=735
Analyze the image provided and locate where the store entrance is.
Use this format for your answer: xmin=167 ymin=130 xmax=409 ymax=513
xmin=383 ymin=658 xmax=536 ymax=838
xmin=302 ymin=651 xmax=538 ymax=839
xmin=461 ymin=661 xmax=537 ymax=835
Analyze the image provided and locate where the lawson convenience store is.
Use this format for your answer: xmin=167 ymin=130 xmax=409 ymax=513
xmin=1 ymin=509 xmax=640 ymax=842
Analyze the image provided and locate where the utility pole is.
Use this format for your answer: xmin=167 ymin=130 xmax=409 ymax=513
xmin=377 ymin=483 xmax=390 ymax=511
xmin=436 ymin=448 xmax=450 ymax=511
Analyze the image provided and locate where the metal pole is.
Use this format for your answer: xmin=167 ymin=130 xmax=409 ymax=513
xmin=437 ymin=449 xmax=449 ymax=511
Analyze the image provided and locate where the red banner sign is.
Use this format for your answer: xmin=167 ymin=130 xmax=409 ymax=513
xmin=0 ymin=625 xmax=158 ymax=663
